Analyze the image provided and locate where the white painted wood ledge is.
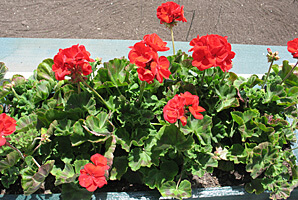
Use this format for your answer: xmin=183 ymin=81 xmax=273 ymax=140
xmin=0 ymin=38 xmax=296 ymax=79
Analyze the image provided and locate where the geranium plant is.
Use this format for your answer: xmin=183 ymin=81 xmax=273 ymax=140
xmin=0 ymin=2 xmax=298 ymax=200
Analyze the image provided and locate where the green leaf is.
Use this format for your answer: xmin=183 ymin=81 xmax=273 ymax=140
xmin=94 ymin=58 xmax=131 ymax=89
xmin=227 ymin=144 xmax=247 ymax=164
xmin=33 ymin=80 xmax=55 ymax=103
xmin=66 ymin=91 xmax=97 ymax=116
xmin=156 ymin=124 xmax=194 ymax=151
xmin=54 ymin=119 xmax=74 ymax=136
xmin=83 ymin=113 xmax=110 ymax=136
xmin=110 ymin=156 xmax=128 ymax=180
xmin=245 ymin=179 xmax=265 ymax=195
xmin=0 ymin=151 xmax=20 ymax=172
xmin=278 ymin=60 xmax=298 ymax=87
xmin=0 ymin=62 xmax=8 ymax=81
xmin=231 ymin=109 xmax=262 ymax=141
xmin=61 ymin=183 xmax=92 ymax=200
xmin=36 ymin=108 xmax=68 ymax=127
xmin=159 ymin=180 xmax=192 ymax=199
xmin=187 ymin=144 xmax=218 ymax=177
xmin=73 ymin=159 xmax=89 ymax=175
xmin=1 ymin=166 xmax=19 ymax=188
xmin=104 ymin=136 xmax=117 ymax=167
xmin=70 ymin=119 xmax=86 ymax=146
xmin=128 ymin=148 xmax=152 ymax=171
xmin=143 ymin=160 xmax=179 ymax=189
xmin=181 ymin=116 xmax=212 ymax=145
xmin=263 ymin=82 xmax=286 ymax=104
xmin=51 ymin=163 xmax=76 ymax=186
xmin=21 ymin=160 xmax=55 ymax=195
xmin=35 ymin=58 xmax=55 ymax=81
xmin=16 ymin=114 xmax=37 ymax=132
xmin=246 ymin=142 xmax=279 ymax=179
xmin=215 ymin=84 xmax=239 ymax=112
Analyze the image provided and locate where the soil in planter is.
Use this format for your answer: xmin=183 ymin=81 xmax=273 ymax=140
xmin=0 ymin=164 xmax=251 ymax=195
xmin=192 ymin=164 xmax=251 ymax=189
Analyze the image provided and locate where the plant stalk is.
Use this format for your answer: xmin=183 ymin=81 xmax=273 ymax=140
xmin=78 ymin=76 xmax=111 ymax=110
xmin=77 ymin=82 xmax=81 ymax=94
xmin=170 ymin=26 xmax=175 ymax=55
xmin=262 ymin=60 xmax=274 ymax=89
xmin=200 ymin=70 xmax=206 ymax=86
xmin=281 ymin=60 xmax=298 ymax=85
xmin=8 ymin=144 xmax=25 ymax=160
xmin=138 ymin=81 xmax=146 ymax=105
xmin=8 ymin=143 xmax=41 ymax=168
xmin=219 ymin=71 xmax=228 ymax=85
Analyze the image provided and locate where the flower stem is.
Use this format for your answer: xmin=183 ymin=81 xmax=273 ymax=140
xmin=7 ymin=143 xmax=41 ymax=168
xmin=219 ymin=71 xmax=228 ymax=85
xmin=77 ymin=82 xmax=81 ymax=94
xmin=138 ymin=81 xmax=146 ymax=105
xmin=281 ymin=60 xmax=298 ymax=85
xmin=78 ymin=76 xmax=111 ymax=110
xmin=262 ymin=60 xmax=274 ymax=89
xmin=170 ymin=26 xmax=175 ymax=55
xmin=176 ymin=164 xmax=184 ymax=190
xmin=11 ymin=87 xmax=20 ymax=101
xmin=8 ymin=144 xmax=25 ymax=160
xmin=200 ymin=70 xmax=206 ymax=86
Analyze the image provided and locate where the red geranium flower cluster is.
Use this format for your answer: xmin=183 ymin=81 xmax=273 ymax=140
xmin=156 ymin=1 xmax=187 ymax=26
xmin=163 ymin=92 xmax=205 ymax=126
xmin=0 ymin=113 xmax=16 ymax=147
xmin=287 ymin=38 xmax=298 ymax=59
xmin=128 ymin=33 xmax=171 ymax=84
xmin=79 ymin=154 xmax=109 ymax=192
xmin=189 ymin=34 xmax=236 ymax=72
xmin=52 ymin=44 xmax=95 ymax=81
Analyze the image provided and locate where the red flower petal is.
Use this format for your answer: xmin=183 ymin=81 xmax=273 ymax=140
xmin=84 ymin=163 xmax=106 ymax=177
xmin=189 ymin=106 xmax=206 ymax=120
xmin=287 ymin=38 xmax=298 ymax=59
xmin=0 ymin=136 xmax=6 ymax=147
xmin=0 ymin=113 xmax=16 ymax=136
xmin=91 ymin=154 xmax=109 ymax=170
xmin=93 ymin=176 xmax=108 ymax=188
xmin=143 ymin=33 xmax=170 ymax=52
xmin=157 ymin=2 xmax=187 ymax=25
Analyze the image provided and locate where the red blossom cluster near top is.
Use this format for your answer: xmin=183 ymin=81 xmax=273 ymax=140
xmin=0 ymin=113 xmax=16 ymax=147
xmin=163 ymin=92 xmax=205 ymax=126
xmin=128 ymin=33 xmax=171 ymax=84
xmin=52 ymin=44 xmax=95 ymax=82
xmin=156 ymin=1 xmax=187 ymax=26
xmin=189 ymin=34 xmax=236 ymax=72
xmin=287 ymin=38 xmax=298 ymax=59
xmin=79 ymin=154 xmax=109 ymax=192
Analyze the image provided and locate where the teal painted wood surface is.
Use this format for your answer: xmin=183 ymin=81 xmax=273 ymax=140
xmin=1 ymin=186 xmax=298 ymax=199
xmin=0 ymin=38 xmax=296 ymax=78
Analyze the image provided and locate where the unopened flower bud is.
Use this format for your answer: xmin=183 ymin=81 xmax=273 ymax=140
xmin=266 ymin=48 xmax=280 ymax=62
xmin=267 ymin=48 xmax=272 ymax=53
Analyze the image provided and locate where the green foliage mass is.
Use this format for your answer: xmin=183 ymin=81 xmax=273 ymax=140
xmin=0 ymin=50 xmax=297 ymax=200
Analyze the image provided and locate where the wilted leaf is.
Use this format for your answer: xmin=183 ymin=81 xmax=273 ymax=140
xmin=21 ymin=160 xmax=55 ymax=195
xmin=0 ymin=151 xmax=20 ymax=172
